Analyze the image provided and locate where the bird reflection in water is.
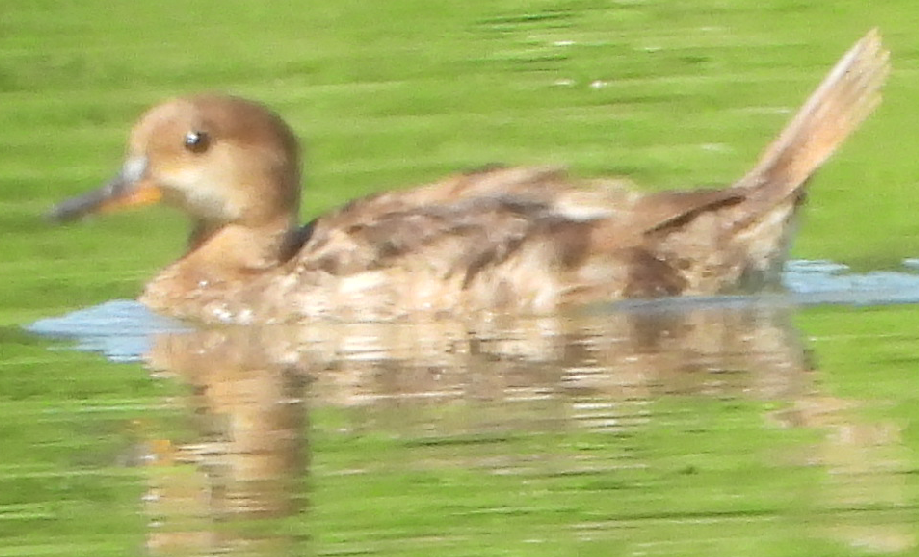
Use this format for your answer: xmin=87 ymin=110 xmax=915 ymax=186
xmin=123 ymin=300 xmax=912 ymax=555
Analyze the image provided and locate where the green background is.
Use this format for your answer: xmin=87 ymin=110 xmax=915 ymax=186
xmin=2 ymin=2 xmax=919 ymax=556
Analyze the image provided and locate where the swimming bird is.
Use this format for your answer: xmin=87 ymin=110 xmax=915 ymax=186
xmin=49 ymin=31 xmax=888 ymax=324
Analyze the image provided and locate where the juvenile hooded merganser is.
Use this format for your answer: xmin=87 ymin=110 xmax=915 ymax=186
xmin=50 ymin=31 xmax=888 ymax=323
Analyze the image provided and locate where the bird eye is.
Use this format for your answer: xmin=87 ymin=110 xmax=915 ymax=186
xmin=184 ymin=130 xmax=210 ymax=153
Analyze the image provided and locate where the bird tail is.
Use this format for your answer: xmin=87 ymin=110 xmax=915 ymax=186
xmin=731 ymin=29 xmax=889 ymax=227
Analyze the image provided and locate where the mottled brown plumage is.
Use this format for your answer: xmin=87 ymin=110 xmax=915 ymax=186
xmin=49 ymin=31 xmax=889 ymax=323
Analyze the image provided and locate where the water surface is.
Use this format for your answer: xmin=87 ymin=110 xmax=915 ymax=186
xmin=4 ymin=1 xmax=919 ymax=553
xmin=16 ymin=261 xmax=919 ymax=556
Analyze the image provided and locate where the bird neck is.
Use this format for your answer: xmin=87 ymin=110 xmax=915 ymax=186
xmin=139 ymin=216 xmax=299 ymax=317
xmin=185 ymin=218 xmax=297 ymax=272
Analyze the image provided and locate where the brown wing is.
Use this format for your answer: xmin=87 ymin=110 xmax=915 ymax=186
xmin=295 ymin=167 xmax=611 ymax=283
xmin=632 ymin=188 xmax=746 ymax=235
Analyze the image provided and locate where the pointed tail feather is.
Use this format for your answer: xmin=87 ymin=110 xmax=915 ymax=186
xmin=732 ymin=29 xmax=889 ymax=226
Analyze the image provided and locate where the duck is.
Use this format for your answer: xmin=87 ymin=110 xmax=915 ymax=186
xmin=49 ymin=31 xmax=888 ymax=324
